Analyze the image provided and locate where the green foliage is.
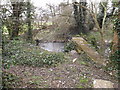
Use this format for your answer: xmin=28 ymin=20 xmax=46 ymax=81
xmin=113 ymin=19 xmax=120 ymax=33
xmin=110 ymin=1 xmax=120 ymax=72
xmin=111 ymin=50 xmax=120 ymax=62
xmin=64 ymin=41 xmax=76 ymax=52
xmin=112 ymin=1 xmax=120 ymax=37
xmin=1 ymin=1 xmax=35 ymax=39
xmin=82 ymin=32 xmax=101 ymax=51
xmin=2 ymin=71 xmax=22 ymax=88
xmin=76 ymin=76 xmax=91 ymax=88
xmin=79 ymin=77 xmax=89 ymax=83
xmin=109 ymin=50 xmax=120 ymax=72
xmin=3 ymin=40 xmax=65 ymax=68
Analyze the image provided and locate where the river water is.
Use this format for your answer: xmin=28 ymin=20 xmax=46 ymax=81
xmin=39 ymin=42 xmax=65 ymax=52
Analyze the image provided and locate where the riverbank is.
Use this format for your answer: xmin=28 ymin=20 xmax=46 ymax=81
xmin=2 ymin=40 xmax=118 ymax=88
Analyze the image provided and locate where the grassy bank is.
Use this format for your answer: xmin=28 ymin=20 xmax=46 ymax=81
xmin=3 ymin=40 xmax=65 ymax=69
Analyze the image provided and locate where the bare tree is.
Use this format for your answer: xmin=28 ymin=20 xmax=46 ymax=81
xmin=73 ymin=0 xmax=111 ymax=55
xmin=46 ymin=4 xmax=57 ymax=25
xmin=34 ymin=7 xmax=49 ymax=28
xmin=53 ymin=2 xmax=76 ymax=34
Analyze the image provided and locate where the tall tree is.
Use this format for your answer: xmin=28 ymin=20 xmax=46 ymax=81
xmin=73 ymin=0 xmax=88 ymax=34
xmin=26 ymin=0 xmax=33 ymax=42
xmin=10 ymin=0 xmax=25 ymax=39
xmin=97 ymin=1 xmax=107 ymax=28
xmin=46 ymin=4 xmax=56 ymax=26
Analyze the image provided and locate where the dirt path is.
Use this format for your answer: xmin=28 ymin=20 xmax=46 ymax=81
xmin=8 ymin=53 xmax=118 ymax=88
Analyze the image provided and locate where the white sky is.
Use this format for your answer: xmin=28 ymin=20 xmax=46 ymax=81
xmin=1 ymin=0 xmax=101 ymax=8
xmin=31 ymin=0 xmax=65 ymax=8
xmin=31 ymin=0 xmax=101 ymax=8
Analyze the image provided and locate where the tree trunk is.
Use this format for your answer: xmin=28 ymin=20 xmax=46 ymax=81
xmin=73 ymin=0 xmax=88 ymax=34
xmin=10 ymin=2 xmax=22 ymax=39
xmin=27 ymin=0 xmax=32 ymax=42
xmin=11 ymin=18 xmax=19 ymax=39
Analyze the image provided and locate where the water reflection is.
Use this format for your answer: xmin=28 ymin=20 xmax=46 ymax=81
xmin=39 ymin=42 xmax=65 ymax=52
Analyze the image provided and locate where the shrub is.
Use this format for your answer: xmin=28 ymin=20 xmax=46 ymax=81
xmin=83 ymin=32 xmax=100 ymax=51
xmin=64 ymin=41 xmax=76 ymax=52
xmin=108 ymin=50 xmax=120 ymax=71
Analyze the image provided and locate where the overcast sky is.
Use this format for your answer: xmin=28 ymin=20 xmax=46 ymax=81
xmin=0 ymin=0 xmax=102 ymax=8
xmin=31 ymin=0 xmax=101 ymax=8
xmin=31 ymin=0 xmax=64 ymax=8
